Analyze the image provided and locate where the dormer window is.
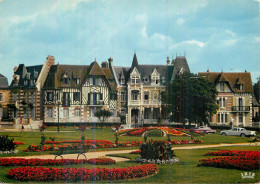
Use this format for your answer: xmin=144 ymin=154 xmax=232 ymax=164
xmin=24 ymin=80 xmax=28 ymax=86
xmin=30 ymin=80 xmax=35 ymax=86
xmin=131 ymin=75 xmax=140 ymax=84
xmin=161 ymin=77 xmax=166 ymax=84
xmin=75 ymin=78 xmax=80 ymax=85
xmin=63 ymin=78 xmax=69 ymax=85
xmin=238 ymin=84 xmax=243 ymax=90
xmin=220 ymin=83 xmax=225 ymax=92
xmin=151 ymin=69 xmax=160 ymax=85
xmin=120 ymin=78 xmax=125 ymax=85
xmin=143 ymin=77 xmax=149 ymax=83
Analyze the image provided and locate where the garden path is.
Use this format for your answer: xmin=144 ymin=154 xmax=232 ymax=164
xmin=8 ymin=143 xmax=257 ymax=162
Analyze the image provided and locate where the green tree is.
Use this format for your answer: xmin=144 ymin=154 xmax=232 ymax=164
xmin=94 ymin=109 xmax=113 ymax=130
xmin=167 ymin=72 xmax=218 ymax=127
xmin=253 ymin=78 xmax=260 ymax=103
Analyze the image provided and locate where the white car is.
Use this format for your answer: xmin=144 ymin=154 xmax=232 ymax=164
xmin=112 ymin=125 xmax=132 ymax=132
xmin=220 ymin=127 xmax=256 ymax=137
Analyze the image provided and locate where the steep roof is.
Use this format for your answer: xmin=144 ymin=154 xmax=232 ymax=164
xmin=0 ymin=74 xmax=9 ymax=89
xmin=198 ymin=72 xmax=253 ymax=93
xmin=43 ymin=65 xmax=89 ymax=89
xmin=171 ymin=57 xmax=190 ymax=80
xmin=88 ymin=61 xmax=106 ymax=76
xmin=10 ymin=64 xmax=43 ymax=89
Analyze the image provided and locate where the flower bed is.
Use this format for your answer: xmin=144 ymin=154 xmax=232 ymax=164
xmin=0 ymin=158 xmax=116 ymax=166
xmin=44 ymin=140 xmax=112 ymax=144
xmin=198 ymin=150 xmax=260 ymax=171
xmin=13 ymin=141 xmax=25 ymax=145
xmin=130 ymin=150 xmax=141 ymax=154
xmin=86 ymin=158 xmax=116 ymax=165
xmin=118 ymin=127 xmax=186 ymax=136
xmin=8 ymin=164 xmax=158 ymax=182
xmin=24 ymin=141 xmax=143 ymax=152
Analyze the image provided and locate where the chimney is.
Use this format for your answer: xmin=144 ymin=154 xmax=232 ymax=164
xmin=166 ymin=57 xmax=170 ymax=65
xmin=13 ymin=66 xmax=18 ymax=73
xmin=46 ymin=55 xmax=55 ymax=66
xmin=101 ymin=61 xmax=108 ymax=68
xmin=207 ymin=69 xmax=209 ymax=72
xmin=108 ymin=57 xmax=113 ymax=67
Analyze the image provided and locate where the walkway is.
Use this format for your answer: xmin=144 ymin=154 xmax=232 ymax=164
xmin=8 ymin=143 xmax=257 ymax=162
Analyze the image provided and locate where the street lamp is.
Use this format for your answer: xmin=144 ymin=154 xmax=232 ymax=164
xmin=57 ymin=100 xmax=61 ymax=132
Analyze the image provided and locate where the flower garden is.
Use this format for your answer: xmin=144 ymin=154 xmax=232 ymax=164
xmin=0 ymin=127 xmax=259 ymax=183
xmin=198 ymin=150 xmax=260 ymax=170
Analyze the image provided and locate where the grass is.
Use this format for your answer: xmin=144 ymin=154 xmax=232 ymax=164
xmin=0 ymin=127 xmax=259 ymax=183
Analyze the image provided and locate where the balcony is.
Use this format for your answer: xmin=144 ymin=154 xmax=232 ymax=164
xmin=129 ymin=100 xmax=140 ymax=106
xmin=143 ymin=100 xmax=161 ymax=106
xmin=231 ymin=106 xmax=250 ymax=112
xmin=88 ymin=101 xmax=104 ymax=106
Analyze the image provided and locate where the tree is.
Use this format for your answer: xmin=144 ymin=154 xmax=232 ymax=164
xmin=253 ymin=78 xmax=260 ymax=103
xmin=94 ymin=109 xmax=113 ymax=130
xmin=166 ymin=72 xmax=218 ymax=127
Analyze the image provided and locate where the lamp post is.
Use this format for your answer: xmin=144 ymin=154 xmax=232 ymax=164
xmin=57 ymin=100 xmax=60 ymax=132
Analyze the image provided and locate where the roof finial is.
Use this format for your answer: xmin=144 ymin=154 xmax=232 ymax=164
xmin=184 ymin=51 xmax=185 ymax=56
xmin=95 ymin=57 xmax=96 ymax=62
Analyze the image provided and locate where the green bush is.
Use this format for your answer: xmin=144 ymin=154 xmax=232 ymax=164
xmin=0 ymin=135 xmax=17 ymax=151
xmin=140 ymin=140 xmax=175 ymax=160
xmin=146 ymin=129 xmax=164 ymax=137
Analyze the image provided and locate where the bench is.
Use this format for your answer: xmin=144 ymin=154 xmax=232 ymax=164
xmin=248 ymin=138 xmax=260 ymax=146
xmin=51 ymin=146 xmax=88 ymax=160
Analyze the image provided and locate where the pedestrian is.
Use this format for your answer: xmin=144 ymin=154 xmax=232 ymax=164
xmin=21 ymin=125 xmax=24 ymax=132
xmin=229 ymin=117 xmax=234 ymax=129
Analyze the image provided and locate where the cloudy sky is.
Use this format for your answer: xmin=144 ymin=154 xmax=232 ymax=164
xmin=0 ymin=0 xmax=259 ymax=83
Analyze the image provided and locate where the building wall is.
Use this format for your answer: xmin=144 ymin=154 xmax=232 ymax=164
xmin=0 ymin=89 xmax=10 ymax=119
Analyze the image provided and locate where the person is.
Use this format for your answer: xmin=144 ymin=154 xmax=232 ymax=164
xmin=229 ymin=117 xmax=234 ymax=129
xmin=21 ymin=125 xmax=24 ymax=132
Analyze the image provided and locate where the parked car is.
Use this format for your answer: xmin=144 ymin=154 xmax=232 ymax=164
xmin=220 ymin=127 xmax=256 ymax=137
xmin=193 ymin=126 xmax=216 ymax=134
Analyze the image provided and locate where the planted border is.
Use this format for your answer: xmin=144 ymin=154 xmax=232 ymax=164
xmin=0 ymin=158 xmax=116 ymax=166
xmin=8 ymin=164 xmax=158 ymax=182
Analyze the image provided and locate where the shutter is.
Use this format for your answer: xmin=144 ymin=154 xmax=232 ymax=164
xmin=59 ymin=107 xmax=63 ymax=118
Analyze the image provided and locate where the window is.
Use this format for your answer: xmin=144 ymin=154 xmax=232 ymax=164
xmin=144 ymin=92 xmax=149 ymax=100
xmin=47 ymin=108 xmax=54 ymax=118
xmin=239 ymin=113 xmax=243 ymax=123
xmin=161 ymin=77 xmax=166 ymax=84
xmin=63 ymin=92 xmax=70 ymax=106
xmin=144 ymin=108 xmax=151 ymax=119
xmin=121 ymin=91 xmax=126 ymax=101
xmin=47 ymin=92 xmax=54 ymax=101
xmin=154 ymin=93 xmax=158 ymax=100
xmin=120 ymin=108 xmax=126 ymax=116
xmin=74 ymin=109 xmax=81 ymax=117
xmin=238 ymin=84 xmax=243 ymax=90
xmin=23 ymin=108 xmax=28 ymax=118
xmin=222 ymin=98 xmax=225 ymax=107
xmin=0 ymin=93 xmax=3 ymax=102
xmin=110 ymin=92 xmax=117 ymax=100
xmin=13 ymin=93 xmax=18 ymax=102
xmin=120 ymin=79 xmax=125 ymax=85
xmin=63 ymin=108 xmax=69 ymax=117
xmin=63 ymin=78 xmax=69 ymax=84
xmin=131 ymin=75 xmax=140 ymax=84
xmin=152 ymin=76 xmax=160 ymax=85
xmin=143 ymin=77 xmax=149 ymax=83
xmin=24 ymin=80 xmax=28 ymax=86
xmin=220 ymin=83 xmax=225 ymax=92
xmin=31 ymin=93 xmax=34 ymax=103
xmin=88 ymin=93 xmax=103 ymax=105
xmin=153 ymin=108 xmax=160 ymax=119
xmin=73 ymin=92 xmax=80 ymax=102
xmin=30 ymin=80 xmax=34 ymax=86
xmin=75 ymin=78 xmax=80 ymax=84
xmin=131 ymin=90 xmax=139 ymax=100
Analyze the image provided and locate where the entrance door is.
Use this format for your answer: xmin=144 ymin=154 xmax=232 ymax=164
xmin=131 ymin=109 xmax=139 ymax=127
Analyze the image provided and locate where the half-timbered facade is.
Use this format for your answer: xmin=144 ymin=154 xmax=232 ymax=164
xmin=8 ymin=56 xmax=55 ymax=126
xmin=43 ymin=60 xmax=119 ymax=124
xmin=199 ymin=72 xmax=253 ymax=127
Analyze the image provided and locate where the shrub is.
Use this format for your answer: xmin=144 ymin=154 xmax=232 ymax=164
xmin=0 ymin=135 xmax=17 ymax=152
xmin=140 ymin=140 xmax=175 ymax=160
xmin=146 ymin=129 xmax=164 ymax=137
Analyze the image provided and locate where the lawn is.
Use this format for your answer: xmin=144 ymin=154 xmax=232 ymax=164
xmin=0 ymin=127 xmax=254 ymax=157
xmin=0 ymin=127 xmax=259 ymax=183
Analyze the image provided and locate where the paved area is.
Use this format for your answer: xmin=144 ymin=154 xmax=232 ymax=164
xmin=7 ymin=143 xmax=258 ymax=162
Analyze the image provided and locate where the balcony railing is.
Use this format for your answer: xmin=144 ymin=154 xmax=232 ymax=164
xmin=143 ymin=100 xmax=161 ymax=105
xmin=231 ymin=106 xmax=250 ymax=112
xmin=88 ymin=101 xmax=104 ymax=106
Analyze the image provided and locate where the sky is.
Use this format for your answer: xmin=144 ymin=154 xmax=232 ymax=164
xmin=0 ymin=0 xmax=259 ymax=84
